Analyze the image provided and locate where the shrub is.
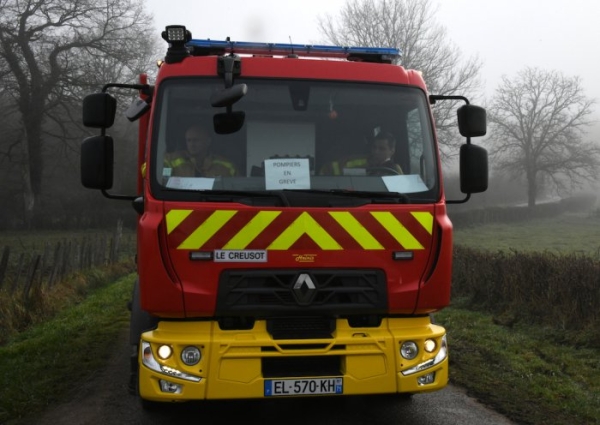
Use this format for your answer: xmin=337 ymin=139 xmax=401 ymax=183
xmin=452 ymin=246 xmax=600 ymax=346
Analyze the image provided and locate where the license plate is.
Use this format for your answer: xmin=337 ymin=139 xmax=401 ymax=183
xmin=264 ymin=378 xmax=343 ymax=396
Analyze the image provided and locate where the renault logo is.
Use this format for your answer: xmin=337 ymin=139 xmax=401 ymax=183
xmin=292 ymin=273 xmax=317 ymax=305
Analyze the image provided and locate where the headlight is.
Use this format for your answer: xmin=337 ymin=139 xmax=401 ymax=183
xmin=181 ymin=346 xmax=202 ymax=366
xmin=400 ymin=341 xmax=419 ymax=360
xmin=142 ymin=342 xmax=161 ymax=372
xmin=433 ymin=335 xmax=448 ymax=363
xmin=157 ymin=345 xmax=173 ymax=360
xmin=424 ymin=339 xmax=437 ymax=353
xmin=401 ymin=335 xmax=448 ymax=376
xmin=141 ymin=341 xmax=202 ymax=383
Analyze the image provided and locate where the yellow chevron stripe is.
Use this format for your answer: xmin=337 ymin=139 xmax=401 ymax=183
xmin=166 ymin=209 xmax=193 ymax=234
xmin=223 ymin=211 xmax=281 ymax=249
xmin=329 ymin=211 xmax=384 ymax=249
xmin=178 ymin=210 xmax=237 ymax=249
xmin=268 ymin=212 xmax=342 ymax=250
xmin=411 ymin=212 xmax=434 ymax=235
xmin=371 ymin=211 xmax=423 ymax=250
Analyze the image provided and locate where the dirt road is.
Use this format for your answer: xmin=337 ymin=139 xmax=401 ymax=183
xmin=24 ymin=330 xmax=515 ymax=425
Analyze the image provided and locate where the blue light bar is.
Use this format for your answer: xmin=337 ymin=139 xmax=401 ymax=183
xmin=187 ymin=39 xmax=401 ymax=62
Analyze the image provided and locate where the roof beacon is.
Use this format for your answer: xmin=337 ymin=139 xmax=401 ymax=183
xmin=187 ymin=39 xmax=401 ymax=64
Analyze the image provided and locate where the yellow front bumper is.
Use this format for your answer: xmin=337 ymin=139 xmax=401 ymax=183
xmin=138 ymin=316 xmax=448 ymax=402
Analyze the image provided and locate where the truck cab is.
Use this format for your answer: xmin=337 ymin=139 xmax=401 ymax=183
xmin=81 ymin=25 xmax=487 ymax=405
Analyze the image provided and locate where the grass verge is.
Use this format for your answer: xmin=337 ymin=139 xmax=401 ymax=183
xmin=0 ymin=273 xmax=135 ymax=424
xmin=437 ymin=306 xmax=600 ymax=425
xmin=3 ymin=297 xmax=597 ymax=425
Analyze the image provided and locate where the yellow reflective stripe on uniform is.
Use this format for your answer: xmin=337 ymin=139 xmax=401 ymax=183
xmin=329 ymin=211 xmax=384 ymax=249
xmin=168 ymin=157 xmax=187 ymax=168
xmin=332 ymin=161 xmax=341 ymax=176
xmin=371 ymin=211 xmax=424 ymax=250
xmin=213 ymin=159 xmax=236 ymax=176
xmin=166 ymin=209 xmax=193 ymax=234
xmin=411 ymin=212 xmax=433 ymax=235
xmin=346 ymin=158 xmax=368 ymax=168
xmin=331 ymin=158 xmax=367 ymax=175
xmin=178 ymin=210 xmax=237 ymax=249
xmin=223 ymin=211 xmax=281 ymax=249
xmin=269 ymin=212 xmax=342 ymax=250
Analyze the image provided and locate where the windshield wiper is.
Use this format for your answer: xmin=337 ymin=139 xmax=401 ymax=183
xmin=283 ymin=189 xmax=409 ymax=204
xmin=164 ymin=188 xmax=291 ymax=206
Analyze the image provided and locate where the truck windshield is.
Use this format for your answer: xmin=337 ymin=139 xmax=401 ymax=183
xmin=151 ymin=78 xmax=439 ymax=204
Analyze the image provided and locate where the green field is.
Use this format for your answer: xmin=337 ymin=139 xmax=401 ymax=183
xmin=448 ymin=210 xmax=600 ymax=424
xmin=453 ymin=211 xmax=600 ymax=255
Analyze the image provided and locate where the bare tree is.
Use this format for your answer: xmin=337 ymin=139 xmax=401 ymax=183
xmin=0 ymin=0 xmax=157 ymax=227
xmin=318 ymin=0 xmax=482 ymax=156
xmin=489 ymin=67 xmax=599 ymax=207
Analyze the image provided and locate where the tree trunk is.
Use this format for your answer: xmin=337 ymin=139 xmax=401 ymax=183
xmin=21 ymin=165 xmax=36 ymax=229
xmin=20 ymin=108 xmax=44 ymax=228
xmin=527 ymin=169 xmax=537 ymax=208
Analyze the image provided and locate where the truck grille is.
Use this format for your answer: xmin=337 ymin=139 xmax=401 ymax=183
xmin=216 ymin=269 xmax=387 ymax=316
xmin=262 ymin=356 xmax=342 ymax=378
xmin=267 ymin=316 xmax=335 ymax=339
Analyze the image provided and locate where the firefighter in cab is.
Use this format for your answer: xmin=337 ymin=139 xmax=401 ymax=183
xmin=321 ymin=130 xmax=403 ymax=176
xmin=164 ymin=123 xmax=237 ymax=177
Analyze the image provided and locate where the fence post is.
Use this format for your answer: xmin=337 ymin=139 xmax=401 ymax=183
xmin=111 ymin=219 xmax=123 ymax=263
xmin=79 ymin=238 xmax=86 ymax=270
xmin=0 ymin=246 xmax=9 ymax=290
xmin=10 ymin=253 xmax=25 ymax=294
xmin=60 ymin=240 xmax=71 ymax=279
xmin=40 ymin=242 xmax=50 ymax=289
xmin=23 ymin=254 xmax=41 ymax=299
xmin=47 ymin=241 xmax=62 ymax=287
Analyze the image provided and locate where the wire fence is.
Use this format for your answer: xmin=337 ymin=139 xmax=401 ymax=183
xmin=0 ymin=220 xmax=133 ymax=300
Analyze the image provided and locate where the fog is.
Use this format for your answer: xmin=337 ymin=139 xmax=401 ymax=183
xmin=2 ymin=0 xmax=599 ymax=229
xmin=146 ymin=0 xmax=600 ymax=120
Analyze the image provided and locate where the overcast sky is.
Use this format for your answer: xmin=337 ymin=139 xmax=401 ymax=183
xmin=145 ymin=0 xmax=600 ymax=126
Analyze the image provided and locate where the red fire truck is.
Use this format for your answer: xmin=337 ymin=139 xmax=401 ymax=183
xmin=81 ymin=25 xmax=487 ymax=406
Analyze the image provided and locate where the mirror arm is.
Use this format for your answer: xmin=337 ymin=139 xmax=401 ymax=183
xmin=102 ymin=83 xmax=149 ymax=94
xmin=217 ymin=55 xmax=241 ymax=89
xmin=446 ymin=193 xmax=471 ymax=205
xmin=429 ymin=94 xmax=470 ymax=105
xmin=101 ymin=189 xmax=137 ymax=201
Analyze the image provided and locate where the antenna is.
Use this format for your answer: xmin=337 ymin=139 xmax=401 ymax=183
xmin=288 ymin=36 xmax=298 ymax=58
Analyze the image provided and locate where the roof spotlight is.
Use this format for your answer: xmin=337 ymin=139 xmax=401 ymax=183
xmin=162 ymin=25 xmax=192 ymax=64
xmin=162 ymin=25 xmax=191 ymax=45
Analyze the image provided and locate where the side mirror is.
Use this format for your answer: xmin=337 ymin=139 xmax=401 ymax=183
xmin=83 ymin=93 xmax=117 ymax=128
xmin=81 ymin=135 xmax=114 ymax=189
xmin=213 ymin=111 xmax=246 ymax=135
xmin=457 ymin=104 xmax=486 ymax=138
xmin=459 ymin=143 xmax=488 ymax=194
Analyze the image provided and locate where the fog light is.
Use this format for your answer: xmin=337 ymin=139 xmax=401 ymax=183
xmin=400 ymin=341 xmax=419 ymax=360
xmin=181 ymin=346 xmax=201 ymax=366
xmin=159 ymin=379 xmax=182 ymax=394
xmin=417 ymin=372 xmax=435 ymax=385
xmin=157 ymin=345 xmax=173 ymax=360
xmin=424 ymin=339 xmax=436 ymax=353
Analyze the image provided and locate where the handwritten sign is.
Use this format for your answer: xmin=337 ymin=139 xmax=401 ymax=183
xmin=264 ymin=158 xmax=311 ymax=190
